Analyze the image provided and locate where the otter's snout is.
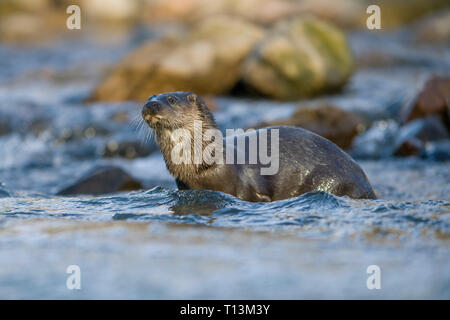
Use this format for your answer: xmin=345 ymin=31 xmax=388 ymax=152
xmin=142 ymin=101 xmax=163 ymax=124
xmin=142 ymin=101 xmax=161 ymax=115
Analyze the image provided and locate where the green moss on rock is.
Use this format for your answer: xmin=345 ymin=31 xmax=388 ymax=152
xmin=241 ymin=17 xmax=353 ymax=100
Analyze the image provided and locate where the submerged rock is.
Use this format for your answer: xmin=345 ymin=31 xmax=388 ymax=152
xmin=254 ymin=103 xmax=363 ymax=149
xmin=241 ymin=17 xmax=353 ymax=100
xmin=57 ymin=166 xmax=142 ymax=196
xmin=90 ymin=16 xmax=264 ymax=101
xmin=401 ymin=76 xmax=450 ymax=129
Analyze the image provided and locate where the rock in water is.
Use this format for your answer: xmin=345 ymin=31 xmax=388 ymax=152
xmin=401 ymin=76 xmax=450 ymax=129
xmin=253 ymin=104 xmax=363 ymax=149
xmin=90 ymin=16 xmax=264 ymax=101
xmin=57 ymin=166 xmax=142 ymax=196
xmin=394 ymin=116 xmax=449 ymax=157
xmin=241 ymin=17 xmax=353 ymax=100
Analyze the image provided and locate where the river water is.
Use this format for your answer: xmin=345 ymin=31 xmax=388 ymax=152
xmin=0 ymin=27 xmax=449 ymax=299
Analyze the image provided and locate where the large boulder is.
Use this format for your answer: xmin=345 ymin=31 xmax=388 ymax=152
xmin=90 ymin=16 xmax=264 ymax=101
xmin=253 ymin=103 xmax=363 ymax=149
xmin=241 ymin=17 xmax=353 ymax=100
xmin=57 ymin=166 xmax=142 ymax=196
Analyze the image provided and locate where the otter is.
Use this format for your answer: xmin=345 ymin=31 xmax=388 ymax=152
xmin=141 ymin=92 xmax=376 ymax=202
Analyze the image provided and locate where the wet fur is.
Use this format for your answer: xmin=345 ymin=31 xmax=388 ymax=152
xmin=142 ymin=92 xmax=376 ymax=202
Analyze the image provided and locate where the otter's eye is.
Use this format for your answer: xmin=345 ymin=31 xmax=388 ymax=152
xmin=167 ymin=96 xmax=176 ymax=106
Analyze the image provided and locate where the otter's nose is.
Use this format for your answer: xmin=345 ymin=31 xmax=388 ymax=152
xmin=142 ymin=101 xmax=161 ymax=116
xmin=142 ymin=101 xmax=163 ymax=123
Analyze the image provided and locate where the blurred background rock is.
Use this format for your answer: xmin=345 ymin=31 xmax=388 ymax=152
xmin=1 ymin=0 xmax=449 ymax=39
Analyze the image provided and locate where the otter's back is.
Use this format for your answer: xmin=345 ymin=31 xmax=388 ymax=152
xmin=229 ymin=126 xmax=376 ymax=200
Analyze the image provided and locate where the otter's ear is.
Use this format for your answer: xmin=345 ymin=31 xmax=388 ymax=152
xmin=187 ymin=93 xmax=197 ymax=104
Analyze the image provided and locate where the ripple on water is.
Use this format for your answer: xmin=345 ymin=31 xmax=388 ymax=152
xmin=1 ymin=188 xmax=448 ymax=244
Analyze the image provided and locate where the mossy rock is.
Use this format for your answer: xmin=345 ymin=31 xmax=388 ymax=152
xmin=241 ymin=17 xmax=353 ymax=100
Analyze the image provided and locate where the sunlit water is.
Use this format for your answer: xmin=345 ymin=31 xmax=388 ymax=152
xmin=0 ymin=28 xmax=449 ymax=299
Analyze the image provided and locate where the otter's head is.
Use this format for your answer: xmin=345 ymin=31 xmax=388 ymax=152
xmin=141 ymin=92 xmax=219 ymax=179
xmin=141 ymin=92 xmax=216 ymax=131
